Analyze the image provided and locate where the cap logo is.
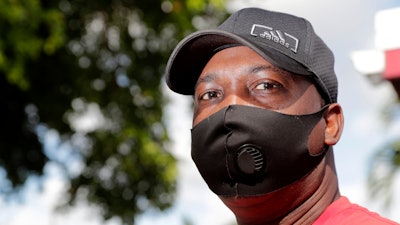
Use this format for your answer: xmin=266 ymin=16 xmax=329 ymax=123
xmin=250 ymin=24 xmax=299 ymax=53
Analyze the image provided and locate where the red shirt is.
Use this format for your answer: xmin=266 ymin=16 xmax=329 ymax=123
xmin=313 ymin=196 xmax=399 ymax=225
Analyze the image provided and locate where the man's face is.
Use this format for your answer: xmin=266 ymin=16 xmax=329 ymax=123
xmin=193 ymin=46 xmax=324 ymax=126
xmin=188 ymin=46 xmax=343 ymax=223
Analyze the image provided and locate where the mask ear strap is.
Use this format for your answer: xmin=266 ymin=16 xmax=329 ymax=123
xmin=310 ymin=144 xmax=329 ymax=157
xmin=320 ymin=104 xmax=330 ymax=113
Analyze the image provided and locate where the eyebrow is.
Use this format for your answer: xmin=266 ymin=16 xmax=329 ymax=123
xmin=194 ymin=64 xmax=292 ymax=91
xmin=250 ymin=65 xmax=291 ymax=76
xmin=194 ymin=73 xmax=217 ymax=90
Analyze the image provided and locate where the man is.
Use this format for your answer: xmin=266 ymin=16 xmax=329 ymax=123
xmin=165 ymin=7 xmax=399 ymax=225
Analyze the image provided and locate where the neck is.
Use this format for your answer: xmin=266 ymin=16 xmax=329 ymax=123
xmin=220 ymin=150 xmax=340 ymax=225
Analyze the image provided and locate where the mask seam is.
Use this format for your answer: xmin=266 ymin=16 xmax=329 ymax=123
xmin=224 ymin=106 xmax=235 ymax=182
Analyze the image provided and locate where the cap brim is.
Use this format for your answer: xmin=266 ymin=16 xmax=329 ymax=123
xmin=166 ymin=29 xmax=312 ymax=95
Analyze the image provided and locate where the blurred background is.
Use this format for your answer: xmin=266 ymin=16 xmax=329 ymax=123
xmin=0 ymin=0 xmax=399 ymax=225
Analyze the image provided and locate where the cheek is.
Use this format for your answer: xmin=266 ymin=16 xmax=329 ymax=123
xmin=193 ymin=100 xmax=227 ymax=126
xmin=192 ymin=110 xmax=201 ymax=126
xmin=192 ymin=107 xmax=214 ymax=126
xmin=285 ymin=84 xmax=324 ymax=115
xmin=307 ymin=119 xmax=326 ymax=155
xmin=192 ymin=114 xmax=203 ymax=126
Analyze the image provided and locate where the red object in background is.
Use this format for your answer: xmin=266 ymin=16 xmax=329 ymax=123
xmin=383 ymin=48 xmax=400 ymax=79
xmin=383 ymin=48 xmax=400 ymax=97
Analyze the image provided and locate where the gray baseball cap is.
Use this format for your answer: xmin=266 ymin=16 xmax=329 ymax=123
xmin=166 ymin=7 xmax=338 ymax=103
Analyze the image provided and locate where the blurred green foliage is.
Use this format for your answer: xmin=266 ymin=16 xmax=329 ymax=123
xmin=0 ymin=0 xmax=227 ymax=224
xmin=0 ymin=0 xmax=65 ymax=90
xmin=368 ymin=99 xmax=400 ymax=213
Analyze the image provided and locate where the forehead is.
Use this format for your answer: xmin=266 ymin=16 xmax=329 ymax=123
xmin=203 ymin=46 xmax=269 ymax=66
xmin=197 ymin=46 xmax=293 ymax=81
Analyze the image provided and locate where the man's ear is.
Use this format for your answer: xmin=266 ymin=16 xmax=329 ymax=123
xmin=324 ymin=103 xmax=344 ymax=146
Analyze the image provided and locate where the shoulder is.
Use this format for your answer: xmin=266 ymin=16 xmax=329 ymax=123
xmin=313 ymin=196 xmax=399 ymax=225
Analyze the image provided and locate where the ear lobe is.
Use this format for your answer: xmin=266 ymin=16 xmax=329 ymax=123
xmin=324 ymin=103 xmax=344 ymax=146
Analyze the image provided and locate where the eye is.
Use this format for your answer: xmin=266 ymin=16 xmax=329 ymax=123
xmin=253 ymin=81 xmax=283 ymax=91
xmin=198 ymin=90 xmax=222 ymax=101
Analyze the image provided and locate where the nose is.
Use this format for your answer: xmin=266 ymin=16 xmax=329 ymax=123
xmin=221 ymin=93 xmax=251 ymax=108
xmin=194 ymin=94 xmax=251 ymax=125
xmin=221 ymin=91 xmax=253 ymax=108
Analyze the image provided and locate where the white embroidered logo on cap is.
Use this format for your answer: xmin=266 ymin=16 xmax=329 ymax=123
xmin=250 ymin=24 xmax=299 ymax=53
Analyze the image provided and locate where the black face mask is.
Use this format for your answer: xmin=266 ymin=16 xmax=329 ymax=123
xmin=191 ymin=105 xmax=328 ymax=197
